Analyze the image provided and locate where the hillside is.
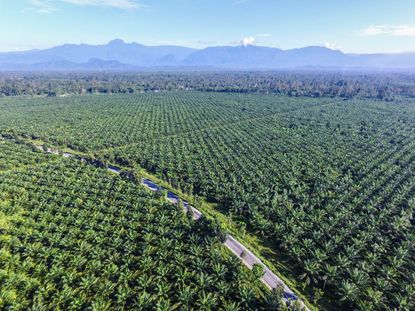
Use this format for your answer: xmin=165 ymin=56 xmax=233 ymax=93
xmin=2 ymin=39 xmax=415 ymax=70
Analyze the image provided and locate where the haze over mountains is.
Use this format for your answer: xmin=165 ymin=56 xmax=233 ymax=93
xmin=1 ymin=39 xmax=415 ymax=71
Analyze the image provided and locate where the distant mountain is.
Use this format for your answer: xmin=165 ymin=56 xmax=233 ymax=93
xmin=1 ymin=39 xmax=415 ymax=71
xmin=0 ymin=58 xmax=135 ymax=71
xmin=183 ymin=45 xmax=348 ymax=68
xmin=183 ymin=45 xmax=283 ymax=68
xmin=0 ymin=39 xmax=196 ymax=68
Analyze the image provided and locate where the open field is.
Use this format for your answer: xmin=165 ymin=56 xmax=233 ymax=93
xmin=1 ymin=92 xmax=415 ymax=310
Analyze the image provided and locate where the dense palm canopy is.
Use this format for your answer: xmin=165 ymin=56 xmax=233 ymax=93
xmin=1 ymin=91 xmax=415 ymax=309
xmin=0 ymin=141 xmax=274 ymax=310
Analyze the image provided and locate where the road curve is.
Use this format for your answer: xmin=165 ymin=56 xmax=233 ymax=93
xmin=141 ymin=177 xmax=308 ymax=309
xmin=30 ymin=142 xmax=308 ymax=310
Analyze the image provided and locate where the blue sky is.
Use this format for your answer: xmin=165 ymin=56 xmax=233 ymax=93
xmin=1 ymin=0 xmax=415 ymax=53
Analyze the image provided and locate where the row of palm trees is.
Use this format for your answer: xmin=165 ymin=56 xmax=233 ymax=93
xmin=95 ymin=97 xmax=415 ymax=309
xmin=2 ymin=91 xmax=415 ymax=309
xmin=0 ymin=143 xmax=292 ymax=310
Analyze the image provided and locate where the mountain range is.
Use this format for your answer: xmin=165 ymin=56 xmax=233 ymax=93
xmin=1 ymin=39 xmax=415 ymax=71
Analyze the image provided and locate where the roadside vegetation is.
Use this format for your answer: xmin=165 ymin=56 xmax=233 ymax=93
xmin=0 ymin=140 xmax=281 ymax=310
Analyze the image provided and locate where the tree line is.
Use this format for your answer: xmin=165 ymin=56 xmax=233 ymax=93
xmin=1 ymin=71 xmax=415 ymax=100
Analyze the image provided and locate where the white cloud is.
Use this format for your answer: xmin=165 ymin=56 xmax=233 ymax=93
xmin=29 ymin=0 xmax=56 ymax=13
xmin=324 ymin=42 xmax=341 ymax=50
xmin=361 ymin=25 xmax=415 ymax=36
xmin=28 ymin=0 xmax=147 ymax=12
xmin=61 ymin=0 xmax=147 ymax=9
xmin=241 ymin=36 xmax=255 ymax=47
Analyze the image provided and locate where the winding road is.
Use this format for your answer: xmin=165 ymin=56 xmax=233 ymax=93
xmin=140 ymin=178 xmax=307 ymax=309
xmin=32 ymin=143 xmax=309 ymax=310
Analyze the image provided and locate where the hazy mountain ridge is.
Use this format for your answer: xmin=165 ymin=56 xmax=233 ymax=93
xmin=1 ymin=39 xmax=415 ymax=71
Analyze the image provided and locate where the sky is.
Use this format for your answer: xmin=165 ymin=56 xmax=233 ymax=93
xmin=1 ymin=0 xmax=415 ymax=53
